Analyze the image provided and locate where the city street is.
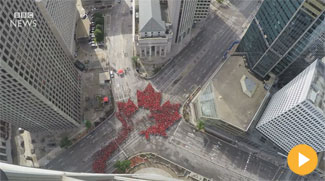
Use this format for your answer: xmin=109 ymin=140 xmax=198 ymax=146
xmin=104 ymin=0 xmax=147 ymax=102
xmin=44 ymin=0 xmax=321 ymax=180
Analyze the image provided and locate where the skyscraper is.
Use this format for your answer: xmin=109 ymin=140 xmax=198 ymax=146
xmin=256 ymin=59 xmax=325 ymax=153
xmin=236 ymin=0 xmax=325 ymax=81
xmin=0 ymin=0 xmax=81 ymax=132
xmin=39 ymin=0 xmax=79 ymax=55
xmin=194 ymin=0 xmax=211 ymax=23
xmin=168 ymin=0 xmax=211 ymax=43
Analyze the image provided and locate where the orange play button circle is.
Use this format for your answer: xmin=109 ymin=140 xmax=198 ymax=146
xmin=287 ymin=144 xmax=318 ymax=176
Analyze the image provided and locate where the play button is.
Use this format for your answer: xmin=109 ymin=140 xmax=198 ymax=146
xmin=298 ymin=152 xmax=310 ymax=167
xmin=287 ymin=144 xmax=318 ymax=176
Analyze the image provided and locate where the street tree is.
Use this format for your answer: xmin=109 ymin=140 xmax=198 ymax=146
xmin=94 ymin=29 xmax=104 ymax=42
xmin=96 ymin=24 xmax=103 ymax=31
xmin=93 ymin=12 xmax=102 ymax=18
xmin=114 ymin=160 xmax=131 ymax=173
xmin=85 ymin=120 xmax=92 ymax=130
xmin=60 ymin=136 xmax=72 ymax=148
xmin=197 ymin=120 xmax=205 ymax=131
xmin=95 ymin=17 xmax=104 ymax=25
xmin=131 ymin=56 xmax=138 ymax=62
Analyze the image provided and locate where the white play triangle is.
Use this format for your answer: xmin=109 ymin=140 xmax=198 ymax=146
xmin=298 ymin=152 xmax=310 ymax=167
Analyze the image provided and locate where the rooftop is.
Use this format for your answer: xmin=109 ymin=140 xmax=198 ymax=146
xmin=195 ymin=56 xmax=270 ymax=131
xmin=139 ymin=0 xmax=165 ymax=33
xmin=99 ymin=72 xmax=110 ymax=84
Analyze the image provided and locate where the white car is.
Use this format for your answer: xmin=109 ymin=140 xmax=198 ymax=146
xmin=81 ymin=14 xmax=87 ymax=19
xmin=110 ymin=71 xmax=114 ymax=78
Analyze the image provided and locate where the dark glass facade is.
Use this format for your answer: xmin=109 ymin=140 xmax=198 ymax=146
xmin=236 ymin=0 xmax=325 ymax=81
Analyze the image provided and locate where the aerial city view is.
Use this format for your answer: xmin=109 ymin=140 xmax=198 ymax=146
xmin=0 ymin=0 xmax=325 ymax=180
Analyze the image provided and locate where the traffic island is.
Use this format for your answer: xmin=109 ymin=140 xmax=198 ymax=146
xmin=121 ymin=153 xmax=212 ymax=181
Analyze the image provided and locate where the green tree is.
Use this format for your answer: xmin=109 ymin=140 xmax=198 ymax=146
xmin=131 ymin=56 xmax=138 ymax=62
xmin=217 ymin=0 xmax=224 ymax=3
xmin=96 ymin=24 xmax=103 ymax=31
xmin=85 ymin=120 xmax=92 ymax=130
xmin=60 ymin=136 xmax=72 ymax=148
xmin=94 ymin=29 xmax=104 ymax=42
xmin=197 ymin=120 xmax=205 ymax=131
xmin=93 ymin=12 xmax=102 ymax=18
xmin=114 ymin=160 xmax=131 ymax=173
xmin=95 ymin=17 xmax=104 ymax=25
xmin=153 ymin=67 xmax=161 ymax=74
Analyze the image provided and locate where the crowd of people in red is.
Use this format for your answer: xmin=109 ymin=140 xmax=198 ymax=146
xmin=137 ymin=83 xmax=162 ymax=111
xmin=92 ymin=83 xmax=181 ymax=173
xmin=92 ymin=101 xmax=137 ymax=173
xmin=140 ymin=100 xmax=181 ymax=139
xmin=117 ymin=99 xmax=138 ymax=118
xmin=137 ymin=84 xmax=181 ymax=139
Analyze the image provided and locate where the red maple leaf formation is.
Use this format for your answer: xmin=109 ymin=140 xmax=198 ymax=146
xmin=92 ymin=83 xmax=180 ymax=173
xmin=137 ymin=83 xmax=161 ymax=111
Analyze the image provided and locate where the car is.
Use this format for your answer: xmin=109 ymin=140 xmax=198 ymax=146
xmin=117 ymin=0 xmax=121 ymax=3
xmin=110 ymin=71 xmax=114 ymax=78
xmin=74 ymin=60 xmax=86 ymax=71
xmin=81 ymin=14 xmax=87 ymax=19
xmin=91 ymin=44 xmax=97 ymax=48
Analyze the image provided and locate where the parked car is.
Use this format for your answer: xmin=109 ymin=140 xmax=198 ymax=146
xmin=110 ymin=71 xmax=114 ymax=78
xmin=98 ymin=42 xmax=105 ymax=48
xmin=74 ymin=60 xmax=86 ymax=71
xmin=81 ymin=14 xmax=87 ymax=19
xmin=91 ymin=44 xmax=97 ymax=48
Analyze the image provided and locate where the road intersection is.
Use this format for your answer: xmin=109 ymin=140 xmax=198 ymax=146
xmin=45 ymin=0 xmax=321 ymax=180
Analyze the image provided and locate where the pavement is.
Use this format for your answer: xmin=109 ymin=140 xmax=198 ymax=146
xmin=44 ymin=0 xmax=323 ymax=180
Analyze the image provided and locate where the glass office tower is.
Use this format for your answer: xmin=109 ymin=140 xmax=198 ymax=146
xmin=236 ymin=0 xmax=325 ymax=81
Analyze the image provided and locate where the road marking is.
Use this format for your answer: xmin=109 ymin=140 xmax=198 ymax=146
xmin=243 ymin=153 xmax=252 ymax=173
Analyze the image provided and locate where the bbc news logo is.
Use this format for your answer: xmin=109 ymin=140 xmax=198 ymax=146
xmin=10 ymin=12 xmax=37 ymax=27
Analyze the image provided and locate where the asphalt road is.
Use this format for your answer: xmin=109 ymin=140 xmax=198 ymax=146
xmin=45 ymin=0 xmax=322 ymax=180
